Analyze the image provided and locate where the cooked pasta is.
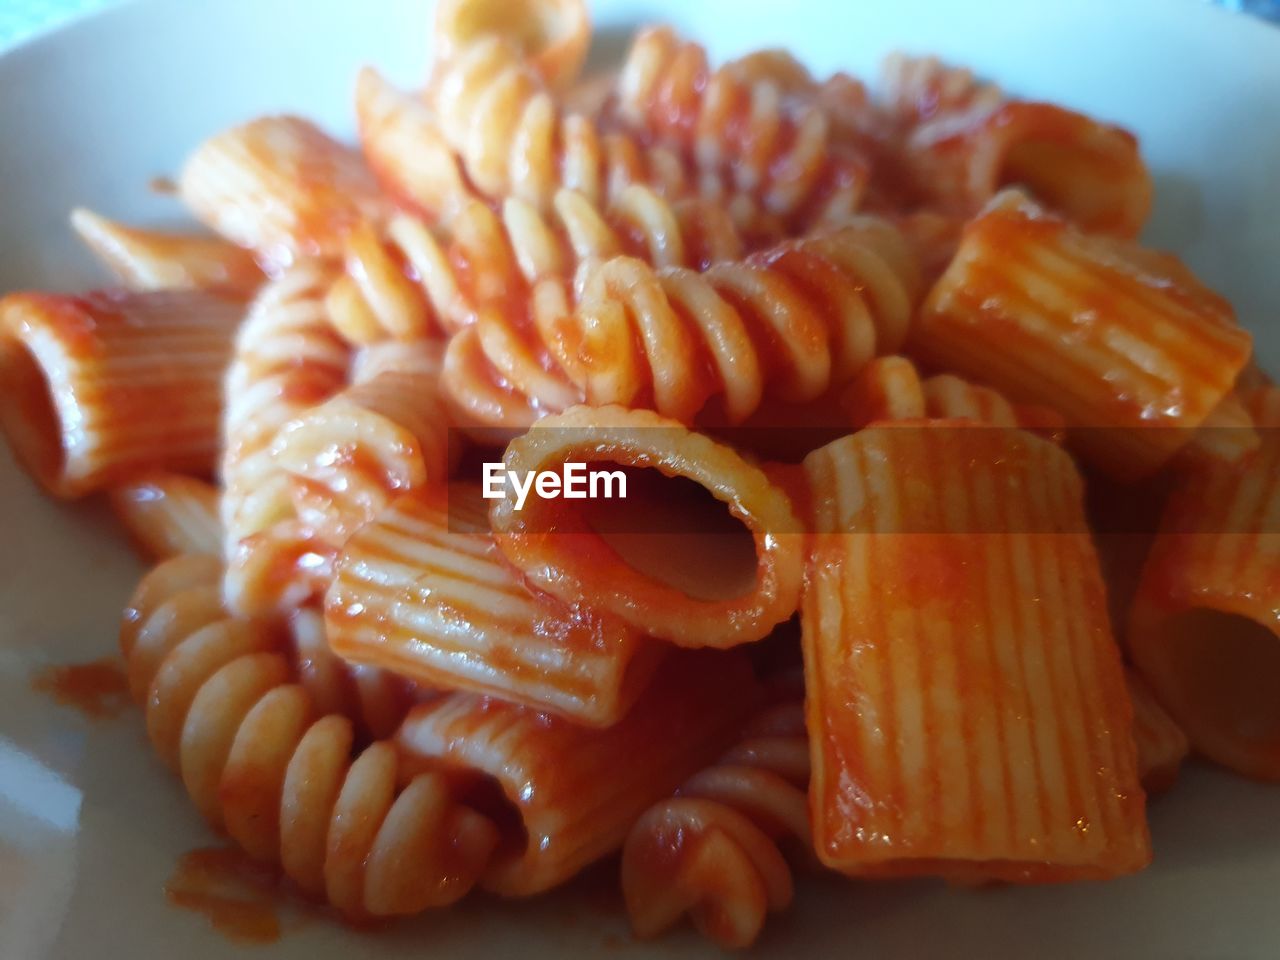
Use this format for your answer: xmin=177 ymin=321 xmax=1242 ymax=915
xmin=491 ymin=405 xmax=804 ymax=647
xmin=445 ymin=216 xmax=921 ymax=427
xmin=272 ymin=339 xmax=453 ymax=548
xmin=71 ymin=208 xmax=265 ymax=295
xmin=878 ymin=55 xmax=1151 ymax=237
xmin=433 ymin=0 xmax=590 ymax=92
xmin=324 ymin=184 xmax=743 ymax=347
xmin=1126 ymin=668 xmax=1190 ymax=795
xmin=1127 ymin=386 xmax=1280 ymax=781
xmin=179 ymin=115 xmax=390 ymax=266
xmin=612 ymin=26 xmax=870 ymax=232
xmin=911 ymin=189 xmax=1252 ymax=478
xmin=220 ymin=262 xmax=350 ymax=617
xmin=801 ymin=423 xmax=1150 ymax=881
xmin=431 ymin=36 xmax=693 ymax=213
xmin=327 ymin=485 xmax=660 ymax=726
xmin=110 ymin=472 xmax=222 ymax=561
xmin=622 ymin=696 xmax=809 ymax=948
xmin=395 ymin=649 xmax=760 ymax=897
xmin=0 ymin=289 xmax=243 ymax=497
xmin=6 ymin=6 xmax=1280 ymax=951
xmin=354 ymin=67 xmax=478 ymax=220
xmin=839 ymin=353 xmax=1066 ymax=434
xmin=118 ymin=556 xmax=492 ymax=918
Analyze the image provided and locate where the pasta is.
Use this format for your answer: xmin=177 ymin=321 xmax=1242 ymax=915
xmin=395 ymin=649 xmax=760 ymax=897
xmin=179 ymin=115 xmax=390 ymax=266
xmin=612 ymin=26 xmax=870 ymax=233
xmin=119 ymin=556 xmax=487 ymax=918
xmin=490 ymin=405 xmax=805 ymax=647
xmin=445 ymin=215 xmax=922 ymax=427
xmin=1126 ymin=668 xmax=1190 ymax=795
xmin=354 ymin=67 xmax=478 ymax=221
xmin=430 ymin=35 xmax=693 ymax=213
xmin=839 ymin=353 xmax=1066 ymax=434
xmin=801 ymin=423 xmax=1151 ymax=881
xmin=622 ymin=692 xmax=809 ymax=948
xmin=70 ymin=208 xmax=265 ymax=296
xmin=0 ymin=289 xmax=243 ymax=497
xmin=911 ymin=189 xmax=1252 ymax=478
xmin=878 ymin=55 xmax=1152 ymax=237
xmin=5 ymin=3 xmax=1279 ymax=951
xmin=433 ymin=0 xmax=590 ymax=92
xmin=324 ymin=184 xmax=743 ymax=348
xmin=326 ymin=485 xmax=661 ymax=725
xmin=1127 ymin=386 xmax=1280 ymax=780
xmin=110 ymin=472 xmax=222 ymax=561
xmin=220 ymin=262 xmax=350 ymax=617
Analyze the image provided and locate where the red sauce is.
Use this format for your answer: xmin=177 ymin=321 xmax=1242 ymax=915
xmin=165 ymin=847 xmax=288 ymax=945
xmin=149 ymin=176 xmax=178 ymax=195
xmin=31 ymin=658 xmax=130 ymax=719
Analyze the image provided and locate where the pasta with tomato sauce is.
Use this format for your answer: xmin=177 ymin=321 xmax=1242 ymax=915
xmin=3 ymin=0 xmax=1278 ymax=952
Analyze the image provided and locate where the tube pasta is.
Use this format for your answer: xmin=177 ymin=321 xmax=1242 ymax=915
xmin=1126 ymin=668 xmax=1189 ymax=795
xmin=110 ymin=472 xmax=221 ymax=561
xmin=490 ymin=405 xmax=804 ymax=648
xmin=801 ymin=423 xmax=1150 ymax=881
xmin=395 ymin=649 xmax=761 ymax=897
xmin=0 ymin=289 xmax=243 ymax=498
xmin=118 ymin=556 xmax=479 ymax=920
xmin=911 ymin=190 xmax=1252 ymax=479
xmin=445 ymin=216 xmax=921 ymax=427
xmin=179 ymin=116 xmax=390 ymax=266
xmin=612 ymin=26 xmax=870 ymax=232
xmin=1126 ymin=386 xmax=1280 ymax=781
xmin=431 ymin=36 xmax=693 ymax=213
xmin=220 ymin=262 xmax=350 ymax=617
xmin=326 ymin=485 xmax=660 ymax=726
xmin=70 ymin=208 xmax=264 ymax=296
xmin=621 ymin=697 xmax=809 ymax=949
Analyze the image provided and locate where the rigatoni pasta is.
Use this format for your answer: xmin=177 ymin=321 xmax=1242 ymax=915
xmin=326 ymin=486 xmax=661 ymax=726
xmin=1127 ymin=387 xmax=1280 ymax=780
xmin=801 ymin=423 xmax=1150 ymax=881
xmin=0 ymin=289 xmax=243 ymax=497
xmin=110 ymin=472 xmax=222 ymax=561
xmin=490 ymin=405 xmax=804 ymax=648
xmin=911 ymin=189 xmax=1252 ymax=478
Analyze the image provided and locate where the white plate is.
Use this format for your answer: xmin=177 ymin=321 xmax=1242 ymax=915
xmin=1 ymin=1 xmax=1279 ymax=957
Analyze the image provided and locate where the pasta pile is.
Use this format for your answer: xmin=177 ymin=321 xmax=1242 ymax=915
xmin=3 ymin=0 xmax=1278 ymax=949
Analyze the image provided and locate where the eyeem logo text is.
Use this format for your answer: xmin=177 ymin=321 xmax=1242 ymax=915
xmin=482 ymin=462 xmax=628 ymax=510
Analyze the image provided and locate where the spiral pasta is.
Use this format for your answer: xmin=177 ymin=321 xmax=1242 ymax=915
xmin=433 ymin=0 xmax=590 ymax=92
xmin=272 ymin=339 xmax=453 ymax=548
xmin=446 ymin=216 xmax=921 ymax=427
xmin=840 ymin=354 xmax=1066 ymax=435
xmin=324 ymin=184 xmax=744 ymax=348
xmin=613 ymin=26 xmax=870 ymax=232
xmin=621 ymin=697 xmax=809 ymax=949
xmin=431 ymin=36 xmax=693 ymax=213
xmin=119 ymin=555 xmax=485 ymax=919
xmin=220 ymin=262 xmax=350 ymax=617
